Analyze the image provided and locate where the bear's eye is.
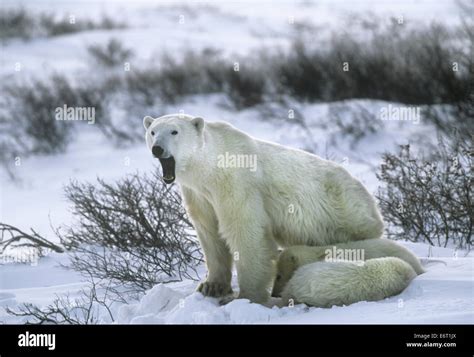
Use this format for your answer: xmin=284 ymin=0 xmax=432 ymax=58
xmin=171 ymin=130 xmax=178 ymax=135
xmin=276 ymin=275 xmax=281 ymax=281
xmin=151 ymin=131 xmax=155 ymax=136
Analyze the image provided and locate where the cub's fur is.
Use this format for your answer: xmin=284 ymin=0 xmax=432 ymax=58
xmin=272 ymin=238 xmax=424 ymax=297
xmin=281 ymin=257 xmax=417 ymax=308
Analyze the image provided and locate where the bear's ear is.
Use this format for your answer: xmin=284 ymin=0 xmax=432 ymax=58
xmin=143 ymin=116 xmax=154 ymax=130
xmin=191 ymin=117 xmax=204 ymax=133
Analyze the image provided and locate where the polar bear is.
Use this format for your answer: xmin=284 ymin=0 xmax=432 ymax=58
xmin=272 ymin=238 xmax=424 ymax=297
xmin=281 ymin=257 xmax=417 ymax=308
xmin=143 ymin=114 xmax=393 ymax=304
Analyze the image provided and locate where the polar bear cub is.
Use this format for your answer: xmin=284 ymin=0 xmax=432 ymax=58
xmin=272 ymin=238 xmax=424 ymax=297
xmin=281 ymin=257 xmax=417 ymax=308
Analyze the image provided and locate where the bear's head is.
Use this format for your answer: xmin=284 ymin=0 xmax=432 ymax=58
xmin=143 ymin=114 xmax=205 ymax=184
xmin=271 ymin=249 xmax=299 ymax=297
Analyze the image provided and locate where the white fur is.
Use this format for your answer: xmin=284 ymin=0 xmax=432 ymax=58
xmin=272 ymin=239 xmax=424 ymax=297
xmin=144 ymin=114 xmax=385 ymax=303
xmin=282 ymin=257 xmax=417 ymax=308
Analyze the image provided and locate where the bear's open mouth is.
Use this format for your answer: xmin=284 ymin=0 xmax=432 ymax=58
xmin=158 ymin=156 xmax=176 ymax=184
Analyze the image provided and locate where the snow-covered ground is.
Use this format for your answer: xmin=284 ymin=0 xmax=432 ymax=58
xmin=1 ymin=0 xmax=472 ymax=324
xmin=117 ymin=243 xmax=474 ymax=324
xmin=1 ymin=242 xmax=472 ymax=324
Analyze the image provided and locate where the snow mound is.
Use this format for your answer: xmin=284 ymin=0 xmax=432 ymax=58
xmin=116 ymin=282 xmax=310 ymax=324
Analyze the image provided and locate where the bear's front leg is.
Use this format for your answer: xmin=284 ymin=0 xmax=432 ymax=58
xmin=219 ymin=196 xmax=278 ymax=304
xmin=233 ymin=234 xmax=277 ymax=304
xmin=195 ymin=226 xmax=233 ymax=298
xmin=182 ymin=187 xmax=233 ymax=298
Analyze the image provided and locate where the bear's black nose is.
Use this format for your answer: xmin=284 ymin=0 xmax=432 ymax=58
xmin=152 ymin=145 xmax=164 ymax=158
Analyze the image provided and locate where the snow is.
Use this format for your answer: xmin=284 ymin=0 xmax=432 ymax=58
xmin=1 ymin=0 xmax=471 ymax=324
xmin=111 ymin=242 xmax=473 ymax=324
xmin=2 ymin=242 xmax=471 ymax=324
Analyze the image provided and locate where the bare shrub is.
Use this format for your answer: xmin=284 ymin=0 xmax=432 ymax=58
xmin=6 ymin=277 xmax=118 ymax=324
xmin=0 ymin=113 xmax=26 ymax=179
xmin=125 ymin=49 xmax=226 ymax=107
xmin=222 ymin=63 xmax=267 ymax=109
xmin=4 ymin=75 xmax=76 ymax=154
xmin=122 ymin=22 xmax=465 ymax=109
xmin=272 ymin=22 xmax=470 ymax=105
xmin=88 ymin=38 xmax=134 ymax=67
xmin=325 ymin=102 xmax=383 ymax=148
xmin=376 ymin=135 xmax=472 ymax=249
xmin=3 ymin=74 xmax=135 ymax=154
xmin=40 ymin=14 xmax=125 ymax=37
xmin=0 ymin=7 xmax=36 ymax=40
xmin=0 ymin=8 xmax=126 ymax=41
xmin=58 ymin=171 xmax=203 ymax=293
xmin=0 ymin=223 xmax=64 ymax=256
xmin=125 ymin=49 xmax=268 ymax=109
xmin=273 ymin=41 xmax=328 ymax=101
xmin=422 ymin=100 xmax=474 ymax=143
xmin=121 ymin=20 xmax=470 ymax=109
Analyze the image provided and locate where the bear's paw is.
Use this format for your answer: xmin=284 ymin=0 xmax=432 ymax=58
xmin=197 ymin=281 xmax=233 ymax=298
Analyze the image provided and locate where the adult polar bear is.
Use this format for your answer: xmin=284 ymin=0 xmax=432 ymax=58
xmin=144 ymin=114 xmax=410 ymax=304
